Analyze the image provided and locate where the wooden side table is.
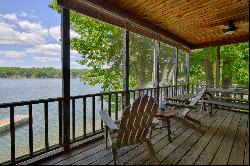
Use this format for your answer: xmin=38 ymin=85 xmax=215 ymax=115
xmin=155 ymin=109 xmax=177 ymax=142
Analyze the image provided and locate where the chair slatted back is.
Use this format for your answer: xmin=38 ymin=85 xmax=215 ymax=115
xmin=116 ymin=95 xmax=158 ymax=147
xmin=189 ymin=88 xmax=206 ymax=106
xmin=181 ymin=88 xmax=206 ymax=117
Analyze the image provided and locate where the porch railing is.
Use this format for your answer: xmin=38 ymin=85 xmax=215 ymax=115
xmin=0 ymin=84 xmax=209 ymax=165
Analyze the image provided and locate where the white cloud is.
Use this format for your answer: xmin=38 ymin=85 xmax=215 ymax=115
xmin=71 ymin=62 xmax=87 ymax=69
xmin=0 ymin=14 xmax=49 ymax=45
xmin=49 ymin=26 xmax=60 ymax=41
xmin=71 ymin=30 xmax=80 ymax=38
xmin=49 ymin=25 xmax=80 ymax=41
xmin=31 ymin=9 xmax=38 ymax=14
xmin=0 ymin=43 xmax=79 ymax=60
xmin=25 ymin=43 xmax=79 ymax=58
xmin=0 ymin=13 xmax=17 ymax=21
xmin=71 ymin=49 xmax=79 ymax=55
xmin=0 ymin=60 xmax=25 ymax=67
xmin=20 ymin=12 xmax=28 ymax=17
xmin=0 ymin=14 xmax=82 ymax=68
xmin=20 ymin=32 xmax=47 ymax=44
xmin=18 ymin=20 xmax=48 ymax=37
xmin=34 ymin=56 xmax=60 ymax=62
xmin=25 ymin=44 xmax=61 ymax=57
xmin=0 ymin=51 xmax=26 ymax=58
xmin=0 ymin=60 xmax=5 ymax=65
xmin=0 ymin=21 xmax=46 ymax=45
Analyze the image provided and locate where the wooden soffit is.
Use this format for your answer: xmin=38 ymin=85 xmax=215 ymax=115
xmin=57 ymin=0 xmax=249 ymax=51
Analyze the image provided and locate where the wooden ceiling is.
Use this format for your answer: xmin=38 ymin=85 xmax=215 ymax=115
xmin=57 ymin=0 xmax=249 ymax=52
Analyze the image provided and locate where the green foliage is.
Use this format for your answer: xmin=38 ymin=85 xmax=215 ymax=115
xmin=221 ymin=42 xmax=249 ymax=86
xmin=69 ymin=12 xmax=124 ymax=92
xmin=49 ymin=1 xmax=249 ymax=91
xmin=0 ymin=67 xmax=85 ymax=78
xmin=190 ymin=48 xmax=212 ymax=85
xmin=159 ymin=44 xmax=175 ymax=85
xmin=49 ymin=1 xmax=156 ymax=92
xmin=190 ymin=42 xmax=249 ymax=87
xmin=178 ymin=51 xmax=187 ymax=84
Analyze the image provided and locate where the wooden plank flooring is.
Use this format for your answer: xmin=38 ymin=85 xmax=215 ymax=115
xmin=39 ymin=109 xmax=249 ymax=165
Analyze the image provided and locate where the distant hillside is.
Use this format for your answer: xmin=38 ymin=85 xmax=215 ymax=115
xmin=0 ymin=67 xmax=86 ymax=78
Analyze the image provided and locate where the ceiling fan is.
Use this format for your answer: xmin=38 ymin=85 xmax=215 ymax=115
xmin=222 ymin=20 xmax=238 ymax=35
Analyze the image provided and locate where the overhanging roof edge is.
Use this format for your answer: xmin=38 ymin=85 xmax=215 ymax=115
xmin=57 ymin=0 xmax=192 ymax=53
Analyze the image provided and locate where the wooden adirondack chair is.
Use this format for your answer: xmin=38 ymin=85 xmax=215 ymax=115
xmin=152 ymin=87 xmax=207 ymax=139
xmin=99 ymin=95 xmax=160 ymax=165
xmin=171 ymin=87 xmax=207 ymax=118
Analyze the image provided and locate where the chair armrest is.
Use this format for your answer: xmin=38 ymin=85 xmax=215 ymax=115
xmin=151 ymin=118 xmax=159 ymax=127
xmin=99 ymin=110 xmax=119 ymax=131
xmin=166 ymin=103 xmax=198 ymax=109
xmin=165 ymin=98 xmax=190 ymax=104
xmin=183 ymin=105 xmax=198 ymax=109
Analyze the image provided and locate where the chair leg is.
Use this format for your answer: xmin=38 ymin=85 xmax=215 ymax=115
xmin=105 ymin=126 xmax=109 ymax=149
xmin=173 ymin=116 xmax=205 ymax=134
xmin=150 ymin=125 xmax=154 ymax=139
xmin=166 ymin=118 xmax=172 ymax=142
xmin=185 ymin=115 xmax=201 ymax=125
xmin=112 ymin=147 xmax=118 ymax=165
xmin=143 ymin=140 xmax=160 ymax=165
xmin=209 ymin=104 xmax=213 ymax=117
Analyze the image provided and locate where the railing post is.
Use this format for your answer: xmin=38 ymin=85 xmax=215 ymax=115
xmin=92 ymin=96 xmax=95 ymax=133
xmin=153 ymin=40 xmax=160 ymax=103
xmin=173 ymin=48 xmax=178 ymax=97
xmin=216 ymin=46 xmax=220 ymax=96
xmin=72 ymin=99 xmax=76 ymax=141
xmin=28 ymin=104 xmax=33 ymax=157
xmin=61 ymin=8 xmax=71 ymax=151
xmin=123 ymin=29 xmax=130 ymax=107
xmin=166 ymin=86 xmax=169 ymax=97
xmin=44 ymin=102 xmax=49 ymax=151
xmin=58 ymin=100 xmax=62 ymax=145
xmin=100 ymin=95 xmax=104 ymax=130
xmin=10 ymin=106 xmax=15 ymax=164
xmin=115 ymin=93 xmax=119 ymax=120
xmin=83 ymin=97 xmax=86 ymax=136
xmin=185 ymin=52 xmax=190 ymax=94
xmin=108 ymin=94 xmax=112 ymax=116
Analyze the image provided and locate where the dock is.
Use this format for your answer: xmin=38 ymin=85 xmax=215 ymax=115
xmin=0 ymin=115 xmax=29 ymax=132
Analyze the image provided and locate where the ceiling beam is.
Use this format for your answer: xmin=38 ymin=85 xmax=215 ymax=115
xmin=57 ymin=0 xmax=192 ymax=52
xmin=191 ymin=35 xmax=249 ymax=49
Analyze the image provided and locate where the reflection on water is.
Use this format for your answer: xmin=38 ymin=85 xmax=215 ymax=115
xmin=0 ymin=78 xmax=102 ymax=163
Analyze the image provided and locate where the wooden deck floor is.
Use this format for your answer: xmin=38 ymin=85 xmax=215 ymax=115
xmin=39 ymin=109 xmax=249 ymax=165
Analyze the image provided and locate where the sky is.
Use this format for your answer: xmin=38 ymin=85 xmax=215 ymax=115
xmin=0 ymin=0 xmax=86 ymax=69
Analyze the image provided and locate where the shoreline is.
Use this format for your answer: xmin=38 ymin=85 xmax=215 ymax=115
xmin=0 ymin=115 xmax=29 ymax=132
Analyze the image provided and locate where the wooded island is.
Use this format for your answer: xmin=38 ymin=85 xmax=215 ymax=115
xmin=0 ymin=67 xmax=86 ymax=78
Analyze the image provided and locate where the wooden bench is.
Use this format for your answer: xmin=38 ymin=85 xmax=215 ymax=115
xmin=203 ymin=99 xmax=249 ymax=115
xmin=213 ymin=96 xmax=248 ymax=103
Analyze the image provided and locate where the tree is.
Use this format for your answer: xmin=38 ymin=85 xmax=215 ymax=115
xmin=221 ymin=42 xmax=249 ymax=88
xmin=204 ymin=48 xmax=215 ymax=87
xmin=190 ymin=42 xmax=249 ymax=88
xmin=49 ymin=1 xmax=249 ymax=92
xmin=49 ymin=1 xmax=160 ymax=92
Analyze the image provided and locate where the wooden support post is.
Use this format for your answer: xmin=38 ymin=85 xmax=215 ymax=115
xmin=173 ymin=48 xmax=178 ymax=96
xmin=185 ymin=52 xmax=190 ymax=94
xmin=61 ymin=8 xmax=71 ymax=151
xmin=216 ymin=46 xmax=220 ymax=88
xmin=123 ymin=29 xmax=130 ymax=107
xmin=153 ymin=40 xmax=160 ymax=103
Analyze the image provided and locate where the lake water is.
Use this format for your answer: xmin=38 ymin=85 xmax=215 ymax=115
xmin=0 ymin=78 xmax=101 ymax=103
xmin=0 ymin=78 xmax=102 ymax=163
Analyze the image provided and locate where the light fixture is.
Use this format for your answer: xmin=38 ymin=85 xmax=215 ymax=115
xmin=223 ymin=20 xmax=238 ymax=35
